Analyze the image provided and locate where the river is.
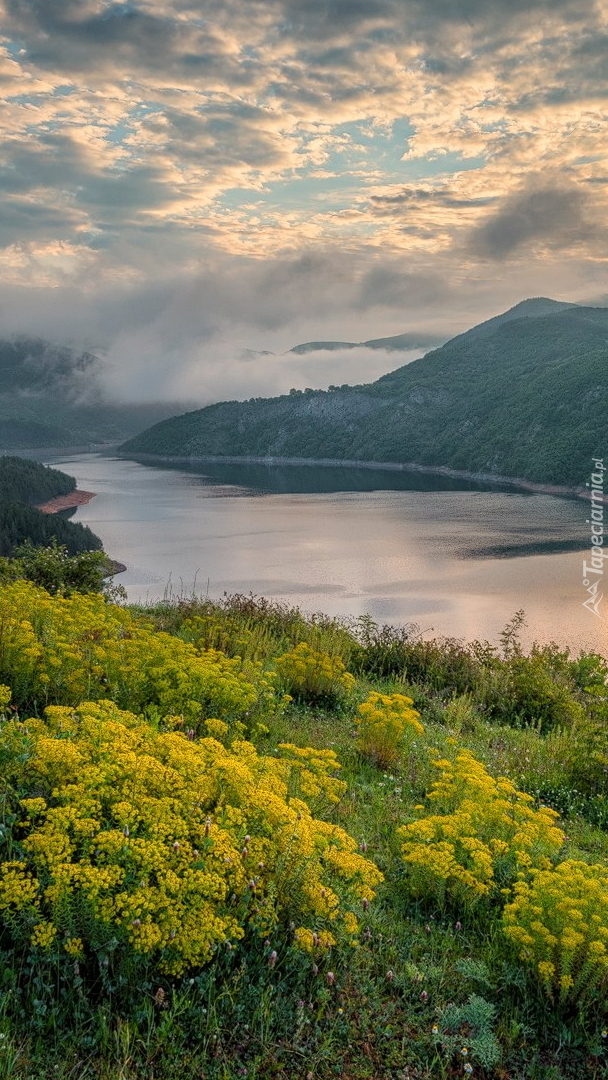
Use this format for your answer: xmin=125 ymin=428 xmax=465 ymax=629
xmin=46 ymin=452 xmax=606 ymax=655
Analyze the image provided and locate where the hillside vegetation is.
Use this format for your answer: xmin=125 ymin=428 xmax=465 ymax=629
xmin=0 ymin=584 xmax=608 ymax=1078
xmin=0 ymin=455 xmax=102 ymax=556
xmin=121 ymin=300 xmax=608 ymax=487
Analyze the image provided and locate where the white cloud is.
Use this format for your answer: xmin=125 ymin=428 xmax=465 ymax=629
xmin=0 ymin=0 xmax=605 ymax=400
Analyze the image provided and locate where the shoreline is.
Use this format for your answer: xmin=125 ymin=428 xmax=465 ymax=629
xmin=34 ymin=488 xmax=126 ymax=578
xmin=117 ymin=451 xmax=608 ymax=505
xmin=36 ymin=489 xmax=97 ymax=514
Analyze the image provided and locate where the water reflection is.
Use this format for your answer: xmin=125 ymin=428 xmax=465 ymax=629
xmin=158 ymin=458 xmax=525 ymax=496
xmin=45 ymin=453 xmax=602 ymax=654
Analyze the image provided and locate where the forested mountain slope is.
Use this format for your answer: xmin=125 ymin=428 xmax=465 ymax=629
xmin=120 ymin=301 xmax=608 ymax=487
xmin=0 ymin=456 xmax=101 ymax=556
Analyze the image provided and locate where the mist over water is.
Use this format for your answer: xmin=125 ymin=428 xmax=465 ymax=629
xmin=49 ymin=453 xmax=604 ymax=655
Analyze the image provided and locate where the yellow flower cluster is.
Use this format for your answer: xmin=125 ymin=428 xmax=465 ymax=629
xmin=0 ymin=581 xmax=281 ymax=728
xmin=293 ymin=927 xmax=337 ymax=952
xmin=355 ymin=692 xmax=423 ymax=768
xmin=398 ymin=750 xmax=564 ymax=905
xmin=0 ymin=700 xmax=382 ymax=975
xmin=503 ymin=860 xmax=608 ymax=1003
xmin=274 ymin=642 xmax=355 ymax=703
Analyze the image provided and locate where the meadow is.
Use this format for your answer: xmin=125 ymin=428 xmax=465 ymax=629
xmin=1 ymin=573 xmax=608 ymax=1080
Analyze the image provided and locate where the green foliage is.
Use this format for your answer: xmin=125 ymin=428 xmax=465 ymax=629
xmin=0 ymin=455 xmax=75 ymax=505
xmin=0 ymin=501 xmax=103 ymax=557
xmin=10 ymin=540 xmax=112 ymax=595
xmin=120 ymin=303 xmax=608 ymax=488
xmin=435 ymin=994 xmax=501 ymax=1070
xmin=0 ymin=585 xmax=606 ymax=1078
xmin=484 ymin=651 xmax=586 ymax=733
xmin=274 ymin=642 xmax=355 ymax=705
xmin=162 ymin=591 xmax=357 ymax=667
xmin=0 ymin=456 xmax=103 ymax=557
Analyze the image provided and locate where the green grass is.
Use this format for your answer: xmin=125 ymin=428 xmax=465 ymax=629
xmin=2 ymin=596 xmax=608 ymax=1078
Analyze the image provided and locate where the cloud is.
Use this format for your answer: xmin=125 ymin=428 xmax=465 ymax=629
xmin=357 ymin=264 xmax=450 ymax=310
xmin=369 ymin=187 xmax=497 ymax=213
xmin=102 ymin=340 xmax=425 ymax=404
xmin=468 ymin=180 xmax=601 ymax=258
xmin=0 ymin=0 xmax=605 ymax=399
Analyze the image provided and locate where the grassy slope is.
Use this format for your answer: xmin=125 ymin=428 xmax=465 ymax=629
xmin=3 ymin=593 xmax=608 ymax=1080
xmin=121 ymin=303 xmax=608 ymax=486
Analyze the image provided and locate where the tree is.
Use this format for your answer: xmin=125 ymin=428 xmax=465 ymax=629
xmin=9 ymin=540 xmax=126 ymax=599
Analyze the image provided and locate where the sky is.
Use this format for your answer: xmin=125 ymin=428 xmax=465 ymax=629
xmin=1 ymin=0 xmax=607 ymax=402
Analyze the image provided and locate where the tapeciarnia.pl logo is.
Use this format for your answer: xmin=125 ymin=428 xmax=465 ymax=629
xmin=582 ymin=457 xmax=606 ymax=619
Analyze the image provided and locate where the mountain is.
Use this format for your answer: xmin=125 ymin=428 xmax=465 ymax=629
xmin=0 ymin=338 xmax=188 ymax=450
xmin=290 ymin=331 xmax=444 ymax=353
xmin=119 ymin=300 xmax=608 ymax=488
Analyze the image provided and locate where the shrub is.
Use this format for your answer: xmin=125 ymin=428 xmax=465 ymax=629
xmin=352 ymin=617 xmax=418 ymax=679
xmin=0 ymin=699 xmax=383 ymax=986
xmin=485 ymin=652 xmax=585 ymax=733
xmin=398 ymin=749 xmax=565 ymax=907
xmin=274 ymin=642 xmax=355 ymax=705
xmin=12 ymin=540 xmax=116 ymax=596
xmin=503 ymin=860 xmax=608 ymax=1008
xmin=0 ymin=581 xmax=283 ymax=727
xmin=150 ymin=593 xmax=357 ymax=667
xmin=355 ymin=691 xmax=424 ymax=769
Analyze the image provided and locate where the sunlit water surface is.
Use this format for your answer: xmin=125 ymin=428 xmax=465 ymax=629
xmin=46 ymin=453 xmax=606 ymax=655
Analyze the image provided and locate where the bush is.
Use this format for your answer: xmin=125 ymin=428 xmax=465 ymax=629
xmin=355 ymin=691 xmax=423 ymax=769
xmin=11 ymin=540 xmax=114 ymax=596
xmin=0 ymin=699 xmax=383 ymax=988
xmin=503 ymin=860 xmax=608 ymax=1009
xmin=398 ymin=749 xmax=565 ymax=908
xmin=274 ymin=642 xmax=355 ymax=705
xmin=0 ymin=581 xmax=284 ymax=726
xmin=484 ymin=651 xmax=585 ymax=733
xmin=149 ymin=593 xmax=358 ymax=668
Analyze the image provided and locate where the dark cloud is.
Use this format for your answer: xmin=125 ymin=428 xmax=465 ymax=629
xmin=5 ymin=0 xmax=180 ymax=72
xmin=0 ymin=197 xmax=82 ymax=247
xmin=370 ymin=188 xmax=497 ymax=213
xmin=406 ymin=0 xmax=589 ymax=26
xmin=357 ymin=264 xmax=449 ymax=310
xmin=4 ymin=0 xmax=588 ymax=83
xmin=143 ymin=103 xmax=287 ymax=172
xmin=468 ymin=183 xmax=595 ymax=259
xmin=0 ymin=131 xmax=177 ymax=244
xmin=278 ymin=0 xmax=396 ymax=40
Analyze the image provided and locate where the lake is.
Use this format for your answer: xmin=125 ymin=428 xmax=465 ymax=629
xmin=47 ymin=452 xmax=606 ymax=655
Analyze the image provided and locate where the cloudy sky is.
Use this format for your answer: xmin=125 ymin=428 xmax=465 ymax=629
xmin=1 ymin=0 xmax=607 ymax=401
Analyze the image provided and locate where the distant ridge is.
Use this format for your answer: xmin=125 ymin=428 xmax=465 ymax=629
xmin=290 ymin=331 xmax=444 ymax=354
xmin=120 ymin=300 xmax=608 ymax=489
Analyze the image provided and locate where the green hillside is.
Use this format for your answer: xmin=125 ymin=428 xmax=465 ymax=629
xmin=0 ymin=455 xmax=102 ymax=556
xmin=120 ymin=300 xmax=608 ymax=487
xmin=0 ymin=454 xmax=75 ymax=505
